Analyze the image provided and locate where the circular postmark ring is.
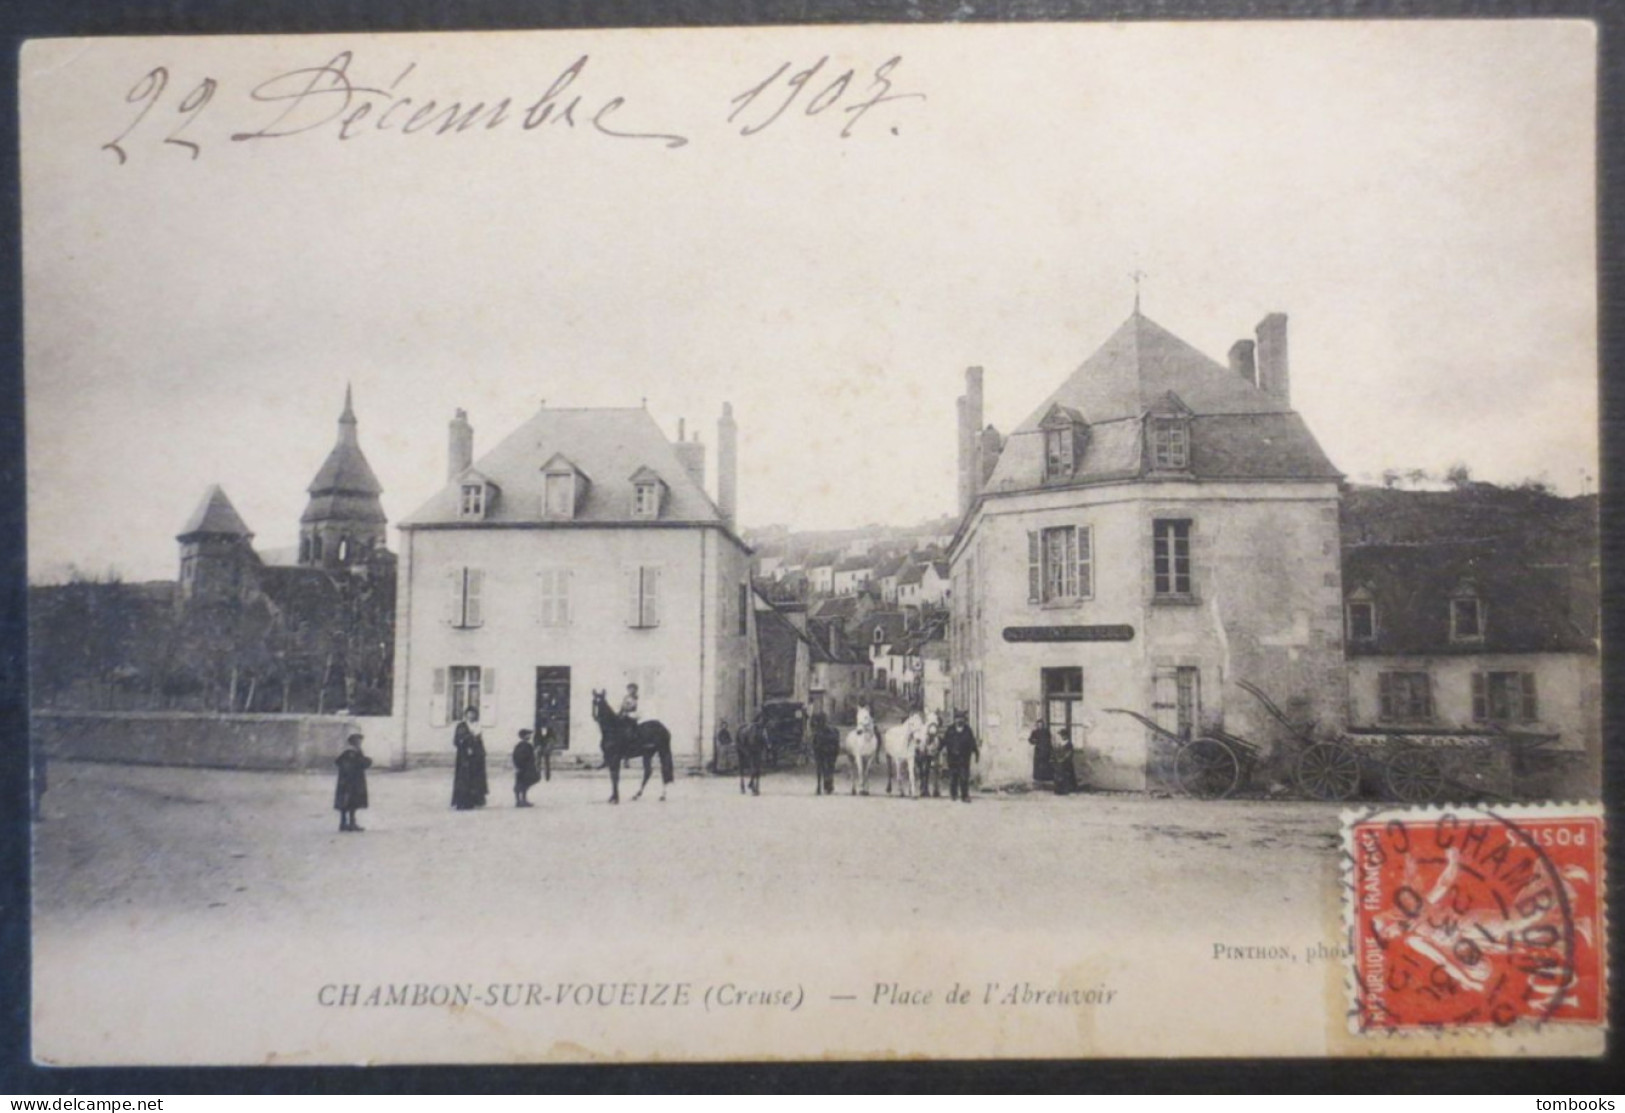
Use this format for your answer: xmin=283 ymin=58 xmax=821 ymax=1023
xmin=1345 ymin=803 xmax=1591 ymax=1033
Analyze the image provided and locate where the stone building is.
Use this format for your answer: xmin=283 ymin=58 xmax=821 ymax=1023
xmin=949 ymin=309 xmax=1345 ymax=788
xmin=1340 ymin=485 xmax=1599 ymax=793
xmin=392 ymin=403 xmax=756 ymax=768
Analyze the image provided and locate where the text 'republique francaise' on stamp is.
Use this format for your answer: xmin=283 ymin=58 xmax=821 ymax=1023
xmin=1342 ymin=802 xmax=1606 ymax=1035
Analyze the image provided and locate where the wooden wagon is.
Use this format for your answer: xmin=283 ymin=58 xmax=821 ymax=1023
xmin=1109 ymin=681 xmax=1557 ymax=802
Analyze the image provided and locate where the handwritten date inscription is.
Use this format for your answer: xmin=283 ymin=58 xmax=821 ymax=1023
xmin=100 ymin=51 xmax=924 ymax=163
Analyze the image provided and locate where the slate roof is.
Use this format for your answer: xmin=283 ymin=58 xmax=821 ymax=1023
xmin=1343 ymin=541 xmax=1596 ymax=657
xmin=811 ymin=595 xmax=862 ymax=622
xmin=982 ymin=312 xmax=1340 ymax=495
xmin=307 ymin=389 xmax=384 ymax=498
xmin=898 ymin=562 xmax=927 ymax=586
xmin=401 ymin=407 xmax=733 ymax=535
xmin=835 ymin=556 xmax=873 ymax=573
xmin=807 ymin=617 xmax=869 ymax=665
xmin=179 ymin=486 xmax=253 ymax=540
xmin=860 ymin=610 xmax=911 ymax=649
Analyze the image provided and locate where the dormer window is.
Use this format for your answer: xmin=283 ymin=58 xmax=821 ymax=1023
xmin=1149 ymin=417 xmax=1190 ymax=470
xmin=544 ymin=472 xmax=576 ymax=519
xmin=1346 ymin=587 xmax=1377 ymax=643
xmin=460 ymin=483 xmax=486 ymax=519
xmin=1045 ymin=428 xmax=1074 ymax=478
xmin=629 ymin=467 xmax=666 ymax=520
xmin=1039 ymin=405 xmax=1089 ymax=483
xmin=1451 ymin=596 xmax=1484 ymax=642
xmin=634 ymin=484 xmax=659 ymax=517
xmin=539 ymin=454 xmax=589 ymax=520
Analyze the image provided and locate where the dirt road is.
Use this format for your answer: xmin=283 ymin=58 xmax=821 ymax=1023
xmin=32 ymin=760 xmax=1354 ymax=1064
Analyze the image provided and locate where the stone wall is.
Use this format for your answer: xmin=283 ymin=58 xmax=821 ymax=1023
xmin=31 ymin=711 xmax=373 ymax=772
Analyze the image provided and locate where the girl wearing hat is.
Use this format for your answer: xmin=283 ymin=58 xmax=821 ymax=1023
xmin=334 ymin=733 xmax=372 ymax=832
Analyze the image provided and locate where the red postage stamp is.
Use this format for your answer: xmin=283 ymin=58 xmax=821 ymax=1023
xmin=1344 ymin=803 xmax=1606 ymax=1033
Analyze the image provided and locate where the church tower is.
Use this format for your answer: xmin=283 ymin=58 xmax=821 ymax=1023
xmin=299 ymin=386 xmax=387 ymax=569
xmin=177 ymin=485 xmax=256 ymax=604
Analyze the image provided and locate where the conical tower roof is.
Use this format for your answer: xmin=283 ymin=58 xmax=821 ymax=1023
xmin=307 ymin=384 xmax=383 ymax=497
xmin=178 ymin=485 xmax=253 ymax=541
xmin=302 ymin=387 xmax=386 ymax=526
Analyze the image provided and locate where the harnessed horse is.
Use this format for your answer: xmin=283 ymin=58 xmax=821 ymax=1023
xmin=880 ymin=712 xmax=933 ymax=798
xmin=842 ymin=706 xmax=881 ymax=796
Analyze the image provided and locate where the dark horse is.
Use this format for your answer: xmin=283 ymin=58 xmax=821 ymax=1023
xmin=810 ymin=715 xmax=841 ymax=796
xmin=734 ymin=721 xmax=765 ymax=796
xmin=591 ymin=689 xmax=674 ymax=804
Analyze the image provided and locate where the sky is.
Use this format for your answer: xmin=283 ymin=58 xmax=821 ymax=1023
xmin=21 ymin=21 xmax=1597 ymax=583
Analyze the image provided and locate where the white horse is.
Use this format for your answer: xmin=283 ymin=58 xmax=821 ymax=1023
xmin=843 ymin=706 xmax=881 ymax=796
xmin=882 ymin=712 xmax=931 ymax=798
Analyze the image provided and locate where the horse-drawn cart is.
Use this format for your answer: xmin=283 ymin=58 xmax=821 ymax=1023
xmin=1107 ymin=680 xmax=1554 ymax=803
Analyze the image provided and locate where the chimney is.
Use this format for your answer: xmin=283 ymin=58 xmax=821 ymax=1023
xmin=956 ymin=395 xmax=971 ymax=516
xmin=448 ymin=408 xmax=473 ymax=479
xmin=957 ymin=366 xmax=984 ymax=517
xmin=717 ymin=402 xmax=738 ymax=528
xmin=673 ymin=422 xmax=706 ymax=491
xmin=1228 ymin=339 xmax=1257 ymax=386
xmin=1255 ymin=314 xmax=1290 ymax=405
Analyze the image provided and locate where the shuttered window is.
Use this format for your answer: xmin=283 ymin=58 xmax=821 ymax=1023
xmin=626 ymin=566 xmax=662 ymax=628
xmin=446 ymin=567 xmax=485 ymax=628
xmin=1029 ymin=526 xmax=1093 ymax=603
xmin=538 ymin=568 xmax=572 ymax=627
xmin=1377 ymin=671 xmax=1432 ymax=721
xmin=1473 ymin=672 xmax=1537 ymax=723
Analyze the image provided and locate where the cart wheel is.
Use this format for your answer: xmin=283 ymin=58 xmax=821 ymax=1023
xmin=1296 ymin=742 xmax=1362 ymax=801
xmin=1175 ymin=738 xmax=1242 ymax=799
xmin=1385 ymin=749 xmax=1446 ymax=804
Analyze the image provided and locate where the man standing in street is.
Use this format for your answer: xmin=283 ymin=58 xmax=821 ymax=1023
xmin=941 ymin=709 xmax=980 ymax=804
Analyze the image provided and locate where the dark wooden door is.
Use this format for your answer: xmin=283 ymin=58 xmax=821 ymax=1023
xmin=535 ymin=666 xmax=571 ymax=751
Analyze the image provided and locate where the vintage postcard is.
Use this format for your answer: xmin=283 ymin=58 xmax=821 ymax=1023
xmin=22 ymin=21 xmax=1603 ymax=1065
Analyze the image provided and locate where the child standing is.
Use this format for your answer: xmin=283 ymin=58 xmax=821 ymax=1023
xmin=334 ymin=733 xmax=372 ymax=832
xmin=512 ymin=728 xmax=541 ymax=807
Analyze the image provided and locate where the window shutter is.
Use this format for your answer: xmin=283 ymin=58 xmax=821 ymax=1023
xmin=1378 ymin=673 xmax=1394 ymax=720
xmin=481 ymin=668 xmax=498 ymax=726
xmin=1027 ymin=531 xmax=1040 ymax=603
xmin=1077 ymin=526 xmax=1092 ymax=598
xmin=1471 ymin=672 xmax=1487 ymax=722
xmin=430 ymin=667 xmax=447 ymax=726
xmin=536 ymin=569 xmax=551 ymax=625
xmin=644 ymin=567 xmax=661 ymax=627
xmin=559 ymin=570 xmax=572 ymax=627
xmin=444 ymin=568 xmax=462 ymax=626
xmin=465 ymin=568 xmax=484 ymax=627
xmin=1522 ymin=673 xmax=1538 ymax=721
xmin=626 ymin=568 xmax=642 ymax=627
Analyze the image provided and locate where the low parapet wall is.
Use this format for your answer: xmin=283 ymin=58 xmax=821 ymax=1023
xmin=30 ymin=711 xmax=378 ymax=772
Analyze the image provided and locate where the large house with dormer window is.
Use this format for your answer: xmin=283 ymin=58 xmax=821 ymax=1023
xmin=949 ymin=309 xmax=1347 ymax=789
xmin=392 ymin=403 xmax=758 ymax=768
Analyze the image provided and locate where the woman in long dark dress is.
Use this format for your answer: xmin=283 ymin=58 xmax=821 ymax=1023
xmin=1028 ymin=723 xmax=1054 ymax=784
xmin=334 ymin=733 xmax=372 ymax=832
xmin=1052 ymin=728 xmax=1078 ymax=796
xmin=451 ymin=708 xmax=488 ymax=810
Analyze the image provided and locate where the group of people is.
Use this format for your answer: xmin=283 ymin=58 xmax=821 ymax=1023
xmin=451 ymin=707 xmax=560 ymax=810
xmin=332 ymin=684 xmax=1084 ymax=830
xmin=1027 ymin=722 xmax=1080 ymax=795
